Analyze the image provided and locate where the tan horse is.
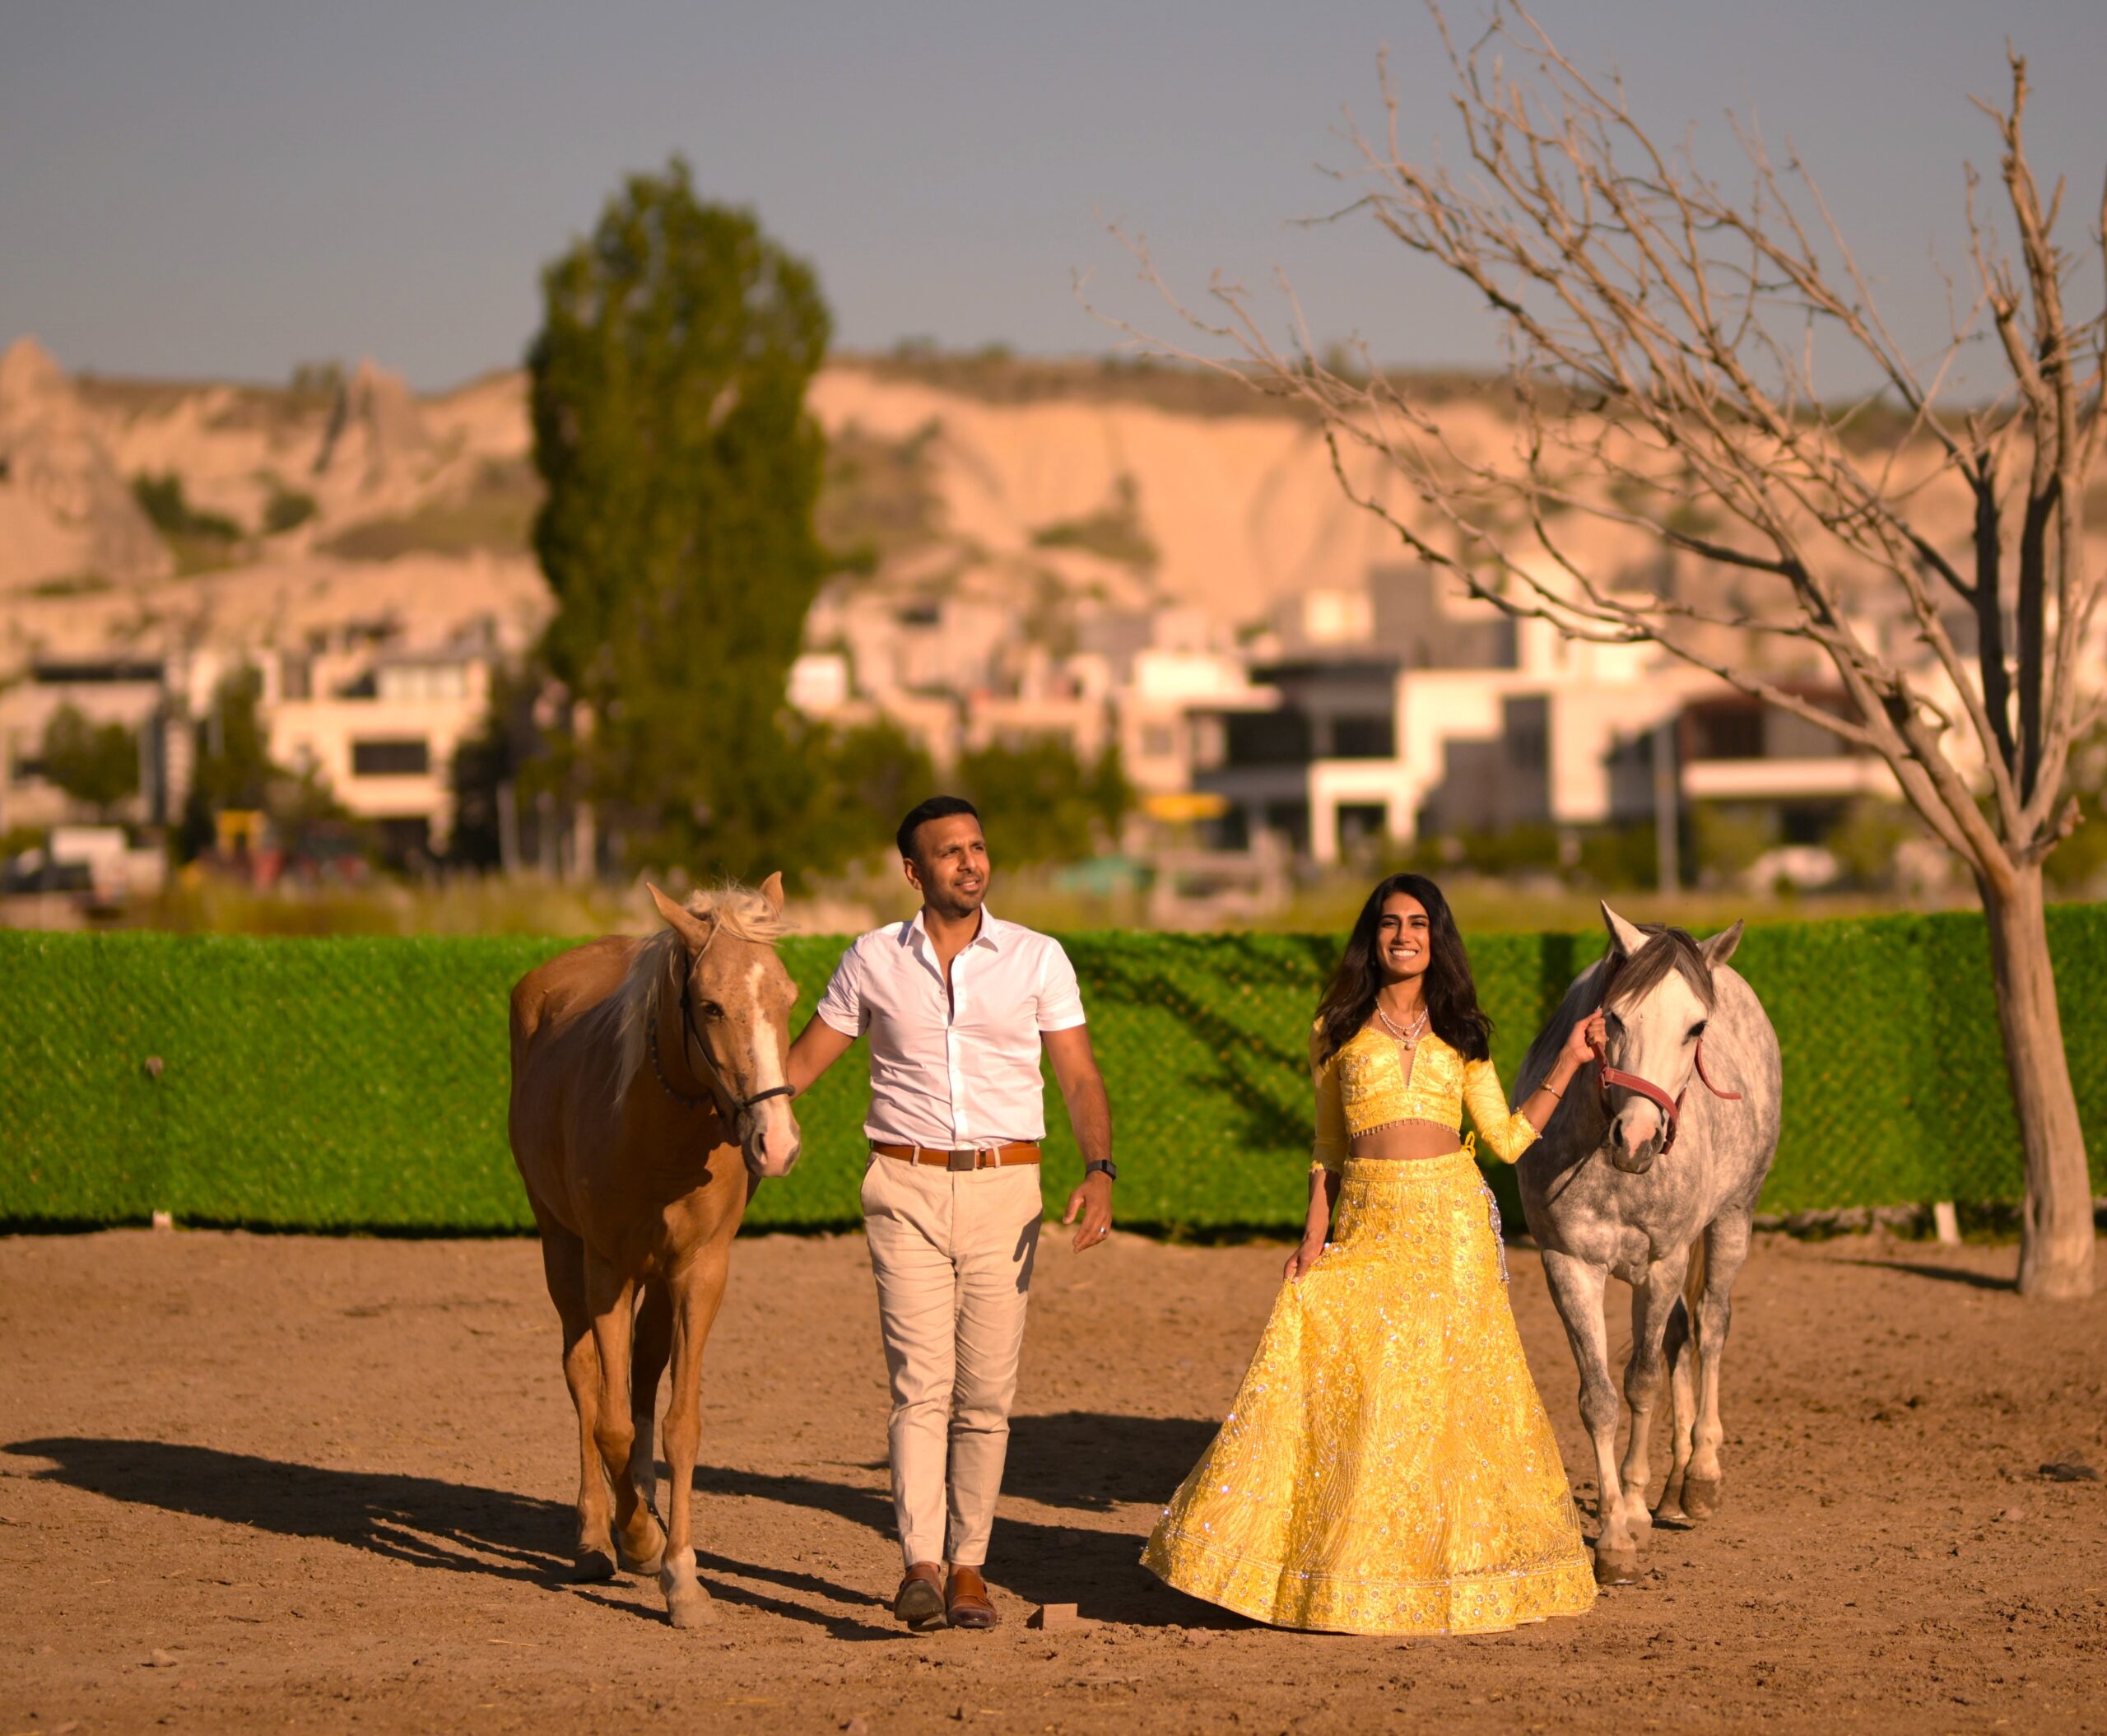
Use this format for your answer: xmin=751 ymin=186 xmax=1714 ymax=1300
xmin=508 ymin=877 xmax=802 ymax=1628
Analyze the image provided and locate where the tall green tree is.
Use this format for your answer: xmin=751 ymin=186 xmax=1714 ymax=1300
xmin=957 ymin=738 xmax=1132 ymax=868
xmin=529 ymin=159 xmax=831 ymax=877
xmin=39 ymin=705 xmax=139 ymax=820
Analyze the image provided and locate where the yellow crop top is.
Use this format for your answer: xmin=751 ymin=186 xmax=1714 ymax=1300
xmin=1309 ymin=1021 xmax=1539 ymax=1173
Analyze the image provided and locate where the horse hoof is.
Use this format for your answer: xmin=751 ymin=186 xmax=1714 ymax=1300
xmin=1683 ymin=1478 xmax=1722 ymax=1521
xmin=1593 ymin=1547 xmax=1643 ymax=1587
xmin=1652 ymin=1499 xmax=1688 ymax=1528
xmin=570 ymin=1548 xmax=616 ymax=1584
xmin=664 ymin=1580 xmax=717 ymax=1630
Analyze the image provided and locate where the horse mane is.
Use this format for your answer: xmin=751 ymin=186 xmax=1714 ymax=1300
xmin=590 ymin=883 xmax=794 ymax=1110
xmin=1512 ymin=926 xmax=1716 ymax=1110
xmin=1602 ymin=926 xmax=1718 ymax=1013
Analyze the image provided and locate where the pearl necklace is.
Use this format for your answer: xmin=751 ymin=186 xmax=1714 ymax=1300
xmin=1374 ymin=1000 xmax=1429 ymax=1048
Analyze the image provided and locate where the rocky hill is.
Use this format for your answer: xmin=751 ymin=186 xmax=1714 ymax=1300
xmin=1 ymin=337 xmax=2004 ymax=683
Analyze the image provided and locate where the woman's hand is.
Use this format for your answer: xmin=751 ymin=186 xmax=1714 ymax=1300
xmin=1284 ymin=1235 xmax=1328 ymax=1282
xmin=1558 ymin=1010 xmax=1607 ymax=1077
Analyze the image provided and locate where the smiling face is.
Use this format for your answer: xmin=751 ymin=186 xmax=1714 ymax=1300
xmin=903 ymin=812 xmax=989 ymax=920
xmin=1376 ymin=891 xmax=1432 ymax=989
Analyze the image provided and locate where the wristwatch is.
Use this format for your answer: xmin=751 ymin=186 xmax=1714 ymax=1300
xmin=1085 ymin=1159 xmax=1119 ymax=1182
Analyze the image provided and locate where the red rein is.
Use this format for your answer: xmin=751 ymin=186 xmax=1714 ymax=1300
xmin=1593 ymin=953 xmax=1742 ymax=1154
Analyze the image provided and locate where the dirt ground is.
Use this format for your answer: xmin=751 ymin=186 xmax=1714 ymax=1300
xmin=2 ymin=1226 xmax=2103 ymax=1736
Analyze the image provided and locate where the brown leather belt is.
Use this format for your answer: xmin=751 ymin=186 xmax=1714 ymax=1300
xmin=872 ymin=1141 xmax=1040 ymax=1172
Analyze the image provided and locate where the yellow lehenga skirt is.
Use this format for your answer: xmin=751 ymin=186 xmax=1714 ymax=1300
xmin=1141 ymin=1149 xmax=1598 ymax=1636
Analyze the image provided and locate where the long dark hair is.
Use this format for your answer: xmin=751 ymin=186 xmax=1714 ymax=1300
xmin=1314 ymin=873 xmax=1492 ymax=1063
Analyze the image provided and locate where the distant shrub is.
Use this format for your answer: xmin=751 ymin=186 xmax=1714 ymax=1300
xmin=263 ymin=482 xmax=318 ymax=534
xmin=132 ymin=472 xmax=240 ymax=543
xmin=319 ymin=458 xmax=537 ymax=561
xmin=1030 ymin=474 xmax=1159 ymax=569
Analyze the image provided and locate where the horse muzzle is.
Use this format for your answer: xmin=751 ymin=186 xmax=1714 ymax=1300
xmin=740 ymin=1095 xmax=802 ymax=1180
xmin=1607 ymin=1113 xmax=1666 ymax=1174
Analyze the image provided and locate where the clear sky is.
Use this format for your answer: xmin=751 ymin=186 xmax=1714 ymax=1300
xmin=4 ymin=1 xmax=2103 ymax=390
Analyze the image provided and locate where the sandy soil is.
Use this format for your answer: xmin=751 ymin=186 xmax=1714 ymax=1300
xmin=2 ymin=1226 xmax=2103 ymax=1736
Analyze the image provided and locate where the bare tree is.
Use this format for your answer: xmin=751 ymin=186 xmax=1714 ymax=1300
xmin=1110 ymin=5 xmax=2102 ymax=1296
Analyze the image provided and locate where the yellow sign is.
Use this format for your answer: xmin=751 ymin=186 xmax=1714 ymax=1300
xmin=1143 ymin=791 xmax=1230 ymax=823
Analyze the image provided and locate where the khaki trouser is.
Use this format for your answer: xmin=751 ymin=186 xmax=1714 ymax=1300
xmin=860 ymin=1153 xmax=1044 ymax=1569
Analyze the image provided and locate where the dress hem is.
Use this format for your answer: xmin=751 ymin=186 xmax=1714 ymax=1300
xmin=1141 ymin=1529 xmax=1597 ymax=1637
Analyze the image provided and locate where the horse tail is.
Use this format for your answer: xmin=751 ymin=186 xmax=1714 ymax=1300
xmin=1681 ymin=1227 xmax=1709 ymax=1344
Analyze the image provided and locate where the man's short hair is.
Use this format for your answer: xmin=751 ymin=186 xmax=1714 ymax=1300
xmin=896 ymin=794 xmax=981 ymax=863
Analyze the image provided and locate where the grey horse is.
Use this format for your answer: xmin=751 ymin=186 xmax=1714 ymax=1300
xmin=1514 ymin=903 xmax=1783 ymax=1585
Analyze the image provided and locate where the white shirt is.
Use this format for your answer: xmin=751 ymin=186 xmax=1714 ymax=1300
xmin=815 ymin=909 xmax=1086 ymax=1147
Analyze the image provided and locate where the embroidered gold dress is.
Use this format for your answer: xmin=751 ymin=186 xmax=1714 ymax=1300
xmin=1140 ymin=1023 xmax=1597 ymax=1636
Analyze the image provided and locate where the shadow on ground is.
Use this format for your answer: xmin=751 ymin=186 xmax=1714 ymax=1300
xmin=6 ymin=1410 xmax=1233 ymax=1629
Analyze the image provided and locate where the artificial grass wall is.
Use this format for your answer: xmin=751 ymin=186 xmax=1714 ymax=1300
xmin=2 ymin=907 xmax=2101 ymax=1234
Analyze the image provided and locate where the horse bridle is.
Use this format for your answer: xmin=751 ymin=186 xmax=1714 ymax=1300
xmin=1591 ymin=951 xmax=1741 ymax=1155
xmin=646 ymin=934 xmax=796 ymax=1123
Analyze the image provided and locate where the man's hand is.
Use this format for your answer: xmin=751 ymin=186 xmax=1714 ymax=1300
xmin=1062 ymin=1171 xmax=1114 ymax=1252
xmin=1044 ymin=1026 xmax=1114 ymax=1253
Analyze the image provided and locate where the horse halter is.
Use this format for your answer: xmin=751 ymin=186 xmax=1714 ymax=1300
xmin=647 ymin=932 xmax=796 ymax=1123
xmin=1592 ymin=952 xmax=1741 ymax=1155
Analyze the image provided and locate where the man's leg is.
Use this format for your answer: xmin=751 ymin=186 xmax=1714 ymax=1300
xmin=943 ymin=1162 xmax=1043 ymax=1622
xmin=861 ymin=1157 xmax=959 ymax=1589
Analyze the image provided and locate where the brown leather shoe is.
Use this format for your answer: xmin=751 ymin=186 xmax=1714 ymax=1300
xmin=893 ymin=1561 xmax=946 ymax=1631
xmin=945 ymin=1564 xmax=998 ymax=1630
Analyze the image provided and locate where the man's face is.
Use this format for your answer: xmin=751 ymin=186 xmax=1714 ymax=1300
xmin=904 ymin=814 xmax=990 ymax=919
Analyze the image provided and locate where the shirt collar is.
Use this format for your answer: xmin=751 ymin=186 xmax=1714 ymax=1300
xmin=902 ymin=907 xmax=1003 ymax=953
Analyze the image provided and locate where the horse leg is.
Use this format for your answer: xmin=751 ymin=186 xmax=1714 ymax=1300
xmin=584 ymin=1253 xmax=665 ymax=1575
xmin=530 ymin=1203 xmax=615 ymax=1581
xmin=1619 ymin=1247 xmax=1691 ymax=1541
xmin=1542 ymin=1250 xmax=1638 ymax=1586
xmin=630 ymin=1279 xmax=673 ymax=1523
xmin=1686 ymin=1213 xmax=1753 ymax=1520
xmin=1655 ymin=1286 xmax=1699 ymax=1525
xmin=657 ymin=1249 xmax=733 ymax=1631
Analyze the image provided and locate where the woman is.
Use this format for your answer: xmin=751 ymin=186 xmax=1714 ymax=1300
xmin=1141 ymin=873 xmax=1602 ymax=1636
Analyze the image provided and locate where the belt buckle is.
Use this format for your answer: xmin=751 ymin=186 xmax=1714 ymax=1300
xmin=946 ymin=1148 xmax=976 ymax=1174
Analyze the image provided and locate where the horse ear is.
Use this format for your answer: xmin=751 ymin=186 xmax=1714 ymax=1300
xmin=757 ymin=871 xmax=785 ymax=917
xmin=646 ymin=882 xmax=714 ymax=952
xmin=1701 ymin=918 xmax=1745 ymax=970
xmin=1600 ymin=901 xmax=1648 ymax=957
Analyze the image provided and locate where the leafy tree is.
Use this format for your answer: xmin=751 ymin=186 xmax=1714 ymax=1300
xmin=177 ymin=664 xmax=356 ymax=862
xmin=39 ymin=705 xmax=138 ymax=819
xmin=528 ymin=158 xmax=831 ymax=879
xmin=957 ymin=738 xmax=1131 ymax=868
xmin=179 ymin=666 xmax=279 ymax=858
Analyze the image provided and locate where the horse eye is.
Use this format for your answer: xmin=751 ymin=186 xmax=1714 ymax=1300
xmin=697 ymin=1001 xmax=725 ymax=1021
xmin=1690 ymin=1020 xmax=1708 ymax=1040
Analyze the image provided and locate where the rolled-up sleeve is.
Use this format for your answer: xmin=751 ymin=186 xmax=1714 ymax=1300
xmin=1034 ymin=940 xmax=1086 ymax=1031
xmin=814 ymin=942 xmax=867 ymax=1036
xmin=1310 ymin=1025 xmax=1348 ymax=1175
xmin=1463 ymin=1057 xmax=1539 ymax=1164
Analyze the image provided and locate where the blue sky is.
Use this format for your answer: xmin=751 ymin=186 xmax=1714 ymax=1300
xmin=4 ymin=2 xmax=2103 ymax=389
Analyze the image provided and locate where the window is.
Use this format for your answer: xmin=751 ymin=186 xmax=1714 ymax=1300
xmin=1226 ymin=709 xmax=1312 ymax=766
xmin=1686 ymin=705 xmax=1765 ymax=761
xmin=351 ymin=738 xmax=430 ymax=777
xmin=1337 ymin=803 xmax=1388 ymax=849
xmin=1329 ymin=714 xmax=1396 ymax=759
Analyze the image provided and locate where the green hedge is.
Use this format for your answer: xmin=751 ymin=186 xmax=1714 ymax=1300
xmin=1 ymin=907 xmax=2101 ymax=1234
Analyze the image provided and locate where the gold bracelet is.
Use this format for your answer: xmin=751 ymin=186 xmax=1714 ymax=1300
xmin=1542 ymin=1082 xmax=1565 ymax=1100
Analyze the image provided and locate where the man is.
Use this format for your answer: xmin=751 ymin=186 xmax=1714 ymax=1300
xmin=787 ymin=794 xmax=1115 ymax=1631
